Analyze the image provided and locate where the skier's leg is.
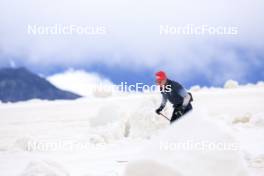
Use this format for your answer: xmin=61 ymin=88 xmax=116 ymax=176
xmin=170 ymin=108 xmax=183 ymax=123
xmin=170 ymin=104 xmax=192 ymax=123
xmin=184 ymin=104 xmax=192 ymax=114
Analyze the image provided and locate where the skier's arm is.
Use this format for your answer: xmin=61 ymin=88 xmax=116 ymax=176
xmin=159 ymin=93 xmax=168 ymax=110
xmin=156 ymin=93 xmax=167 ymax=115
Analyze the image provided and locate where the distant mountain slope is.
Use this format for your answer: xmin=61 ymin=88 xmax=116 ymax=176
xmin=0 ymin=67 xmax=81 ymax=102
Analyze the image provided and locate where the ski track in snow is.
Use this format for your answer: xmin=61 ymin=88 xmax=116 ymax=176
xmin=0 ymin=83 xmax=264 ymax=176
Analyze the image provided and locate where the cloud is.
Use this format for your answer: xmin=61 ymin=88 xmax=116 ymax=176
xmin=47 ymin=69 xmax=114 ymax=97
xmin=0 ymin=0 xmax=264 ymax=84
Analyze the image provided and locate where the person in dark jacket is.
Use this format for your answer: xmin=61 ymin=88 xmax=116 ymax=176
xmin=155 ymin=70 xmax=193 ymax=123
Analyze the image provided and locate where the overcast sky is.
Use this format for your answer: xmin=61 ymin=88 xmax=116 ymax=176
xmin=0 ymin=0 xmax=263 ymax=87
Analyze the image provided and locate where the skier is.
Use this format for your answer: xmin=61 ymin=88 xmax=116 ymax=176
xmin=155 ymin=70 xmax=193 ymax=123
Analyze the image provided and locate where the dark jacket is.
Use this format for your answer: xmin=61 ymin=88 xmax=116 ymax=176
xmin=159 ymin=79 xmax=191 ymax=109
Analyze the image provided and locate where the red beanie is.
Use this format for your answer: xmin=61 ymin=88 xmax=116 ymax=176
xmin=155 ymin=71 xmax=167 ymax=81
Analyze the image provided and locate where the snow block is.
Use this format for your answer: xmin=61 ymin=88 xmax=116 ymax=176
xmin=21 ymin=160 xmax=70 ymax=176
xmin=124 ymin=111 xmax=249 ymax=176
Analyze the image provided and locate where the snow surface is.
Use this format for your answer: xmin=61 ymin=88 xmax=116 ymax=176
xmin=0 ymin=82 xmax=264 ymax=176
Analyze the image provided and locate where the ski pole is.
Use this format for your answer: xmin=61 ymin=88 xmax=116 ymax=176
xmin=160 ymin=112 xmax=170 ymax=121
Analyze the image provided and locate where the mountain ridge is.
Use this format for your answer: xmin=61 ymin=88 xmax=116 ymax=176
xmin=0 ymin=67 xmax=81 ymax=103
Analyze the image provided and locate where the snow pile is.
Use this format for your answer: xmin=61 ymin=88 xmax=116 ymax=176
xmin=90 ymin=104 xmax=123 ymax=127
xmin=224 ymin=80 xmax=239 ymax=89
xmin=124 ymin=111 xmax=249 ymax=176
xmin=13 ymin=136 xmax=35 ymax=151
xmin=125 ymin=160 xmax=182 ymax=176
xmin=190 ymin=85 xmax=201 ymax=92
xmin=89 ymin=94 xmax=167 ymax=140
xmin=248 ymin=156 xmax=264 ymax=168
xmin=232 ymin=113 xmax=251 ymax=124
xmin=257 ymin=81 xmax=264 ymax=87
xmin=250 ymin=114 xmax=264 ymax=127
xmin=122 ymin=97 xmax=168 ymax=138
xmin=88 ymin=121 xmax=128 ymax=144
xmin=21 ymin=160 xmax=70 ymax=176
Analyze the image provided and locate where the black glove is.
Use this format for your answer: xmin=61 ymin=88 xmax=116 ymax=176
xmin=155 ymin=107 xmax=163 ymax=115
